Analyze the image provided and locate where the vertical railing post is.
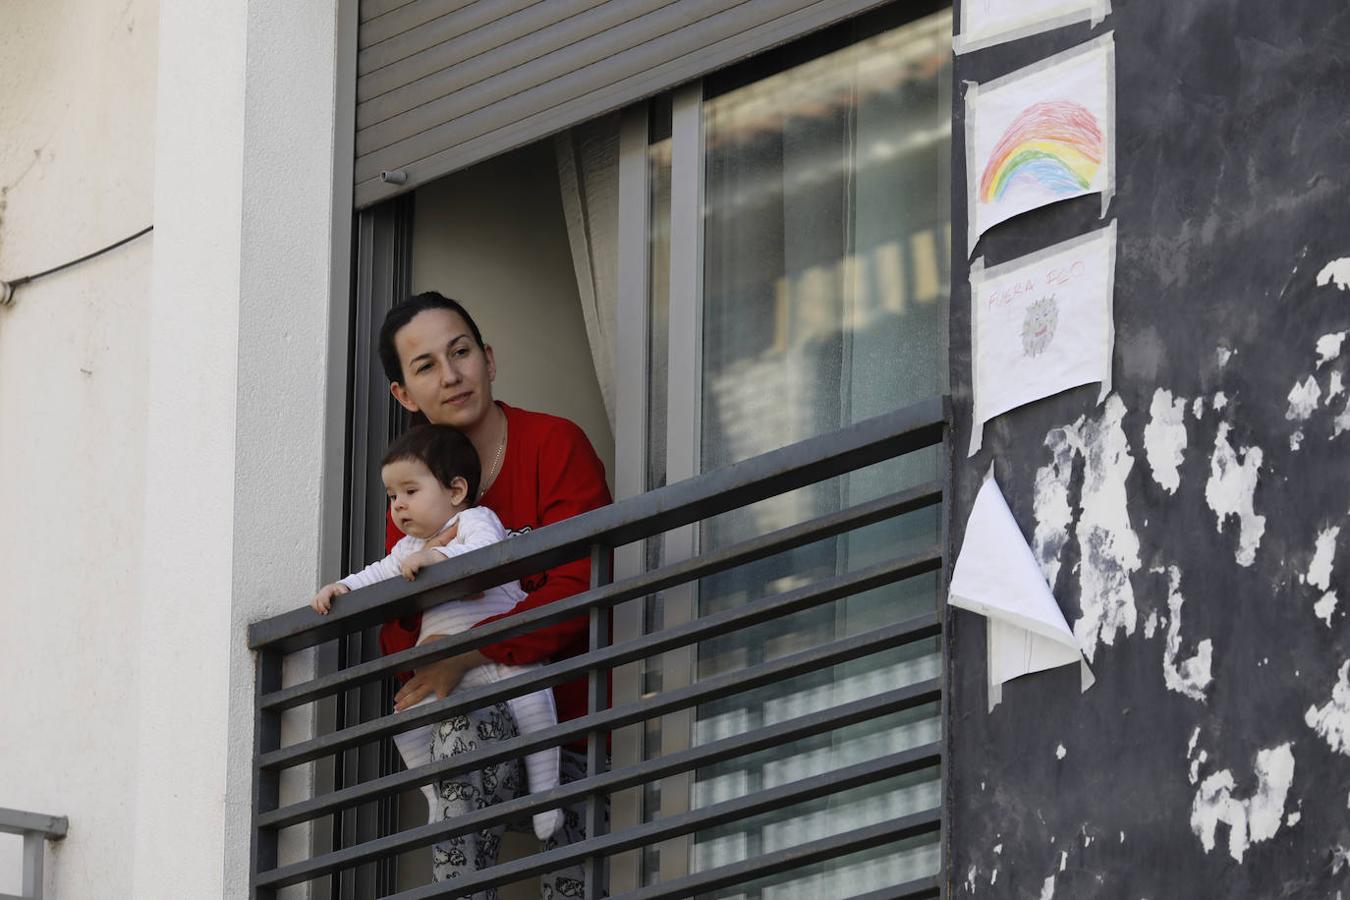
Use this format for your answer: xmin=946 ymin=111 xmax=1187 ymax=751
xmin=21 ymin=831 xmax=44 ymax=900
xmin=250 ymin=649 xmax=283 ymax=900
xmin=586 ymin=542 xmax=613 ymax=900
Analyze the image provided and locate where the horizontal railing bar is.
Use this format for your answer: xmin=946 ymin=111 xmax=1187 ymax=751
xmin=616 ymin=824 xmax=944 ymax=900
xmin=249 ymin=397 xmax=947 ymax=653
xmin=256 ymin=616 xmax=938 ymax=816
xmin=0 ymin=807 xmax=67 ymax=838
xmin=261 ymin=674 xmax=938 ymax=830
xmin=257 ymin=680 xmax=940 ymax=880
xmin=371 ymin=747 xmax=942 ymax=899
xmin=258 ymin=552 xmax=942 ymax=771
xmin=262 ymin=482 xmax=943 ymax=711
xmin=260 ymin=739 xmax=939 ymax=890
xmin=846 ymin=879 xmax=944 ymax=900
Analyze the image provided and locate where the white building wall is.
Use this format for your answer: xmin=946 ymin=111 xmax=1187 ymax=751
xmin=0 ymin=1 xmax=159 ymax=896
xmin=1 ymin=1 xmax=346 ymax=896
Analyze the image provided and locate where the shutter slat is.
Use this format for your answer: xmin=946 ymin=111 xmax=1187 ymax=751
xmin=361 ymin=0 xmax=419 ymax=25
xmin=359 ymin=0 xmax=481 ymax=51
xmin=357 ymin=0 xmax=629 ymax=111
xmin=360 ymin=0 xmax=539 ymax=73
xmin=355 ymin=0 xmax=893 ymax=208
xmin=357 ymin=0 xmax=757 ymax=161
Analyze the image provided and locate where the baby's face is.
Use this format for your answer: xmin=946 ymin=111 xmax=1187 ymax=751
xmin=382 ymin=458 xmax=465 ymax=540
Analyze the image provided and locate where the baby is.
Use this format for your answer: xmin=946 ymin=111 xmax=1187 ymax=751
xmin=310 ymin=424 xmax=562 ymax=840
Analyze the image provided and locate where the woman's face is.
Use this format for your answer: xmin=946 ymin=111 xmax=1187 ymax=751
xmin=389 ymin=308 xmax=496 ymax=430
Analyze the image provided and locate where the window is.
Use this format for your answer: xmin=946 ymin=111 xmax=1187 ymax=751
xmin=618 ymin=6 xmax=953 ymax=894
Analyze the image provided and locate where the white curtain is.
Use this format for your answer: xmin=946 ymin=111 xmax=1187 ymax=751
xmin=555 ymin=114 xmax=622 ymax=430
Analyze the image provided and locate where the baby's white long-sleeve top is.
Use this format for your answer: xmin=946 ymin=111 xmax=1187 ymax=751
xmin=339 ymin=507 xmax=527 ymax=619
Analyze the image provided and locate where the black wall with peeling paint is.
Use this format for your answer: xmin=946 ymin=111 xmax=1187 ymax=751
xmin=947 ymin=2 xmax=1350 ymax=897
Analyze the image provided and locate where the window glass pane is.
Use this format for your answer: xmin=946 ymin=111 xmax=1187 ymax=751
xmin=693 ymin=9 xmax=952 ymax=894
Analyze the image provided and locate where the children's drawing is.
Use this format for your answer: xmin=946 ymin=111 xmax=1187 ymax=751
xmin=1021 ymin=295 xmax=1059 ymax=357
xmin=969 ymin=221 xmax=1116 ymax=455
xmin=965 ymin=33 xmax=1115 ymax=252
xmin=979 ymin=101 xmax=1103 ymax=204
xmin=955 ymin=0 xmax=1111 ymax=55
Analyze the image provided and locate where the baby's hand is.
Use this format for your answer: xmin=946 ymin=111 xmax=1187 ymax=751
xmin=311 ymin=582 xmax=350 ymax=615
xmin=400 ymin=547 xmax=447 ymax=581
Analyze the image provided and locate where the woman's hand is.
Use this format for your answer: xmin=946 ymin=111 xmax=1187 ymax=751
xmin=393 ymin=638 xmax=489 ymax=711
xmin=423 ymin=520 xmax=459 ymax=549
xmin=311 ymin=581 xmax=350 ymax=615
xmin=399 ymin=547 xmax=448 ymax=581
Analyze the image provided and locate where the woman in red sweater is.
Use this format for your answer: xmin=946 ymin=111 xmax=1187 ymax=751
xmin=377 ymin=291 xmax=611 ymax=892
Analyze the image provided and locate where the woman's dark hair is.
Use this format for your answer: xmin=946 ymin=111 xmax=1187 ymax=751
xmin=381 ymin=425 xmax=481 ymax=504
xmin=378 ymin=292 xmax=485 ymax=385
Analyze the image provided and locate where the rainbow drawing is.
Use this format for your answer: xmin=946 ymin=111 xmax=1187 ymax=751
xmin=979 ymin=101 xmax=1104 ymax=204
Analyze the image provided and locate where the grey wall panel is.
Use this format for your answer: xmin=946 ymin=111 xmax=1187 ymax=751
xmin=946 ymin=1 xmax=1350 ymax=897
xmin=354 ymin=0 xmax=892 ymax=207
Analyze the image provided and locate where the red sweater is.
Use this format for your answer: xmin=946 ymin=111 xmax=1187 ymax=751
xmin=379 ymin=402 xmax=612 ymax=724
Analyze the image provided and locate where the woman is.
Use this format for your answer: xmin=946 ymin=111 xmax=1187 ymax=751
xmin=376 ymin=291 xmax=611 ymax=894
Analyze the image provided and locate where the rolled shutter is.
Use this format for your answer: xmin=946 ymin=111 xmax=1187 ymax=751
xmin=355 ymin=0 xmax=893 ymax=208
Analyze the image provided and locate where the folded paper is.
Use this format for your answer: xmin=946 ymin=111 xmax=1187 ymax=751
xmin=965 ymin=33 xmax=1115 ymax=252
xmin=954 ymin=0 xmax=1111 ymax=55
xmin=968 ymin=221 xmax=1116 ymax=455
xmin=949 ymin=468 xmax=1094 ymax=710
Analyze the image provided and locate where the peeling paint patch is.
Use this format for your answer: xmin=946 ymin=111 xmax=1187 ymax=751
xmin=1039 ymin=875 xmax=1056 ymax=900
xmin=1305 ymin=661 xmax=1350 ymax=756
xmin=1159 ymin=567 xmax=1213 ymax=701
xmin=1316 ymin=257 xmax=1350 ymax=291
xmin=1033 ymin=427 xmax=1077 ymax=589
xmin=1144 ymin=389 xmax=1187 ymax=494
xmin=1189 ymin=742 xmax=1296 ymax=863
xmin=1305 ymin=526 xmax=1341 ymax=591
xmin=1144 ymin=611 xmax=1159 ymax=638
xmin=1213 ymin=391 xmax=1229 ymax=411
xmin=1192 ymin=397 xmax=1206 ymax=419
xmin=1067 ymin=396 xmax=1141 ymax=661
xmin=1316 ymin=331 xmax=1347 ymax=367
xmin=1189 ymin=749 xmax=1209 ymax=785
xmin=1336 ymin=397 xmax=1350 ymax=438
xmin=1328 ymin=372 xmax=1345 ymax=402
xmin=1286 ymin=812 xmax=1301 ymax=827
xmin=966 ymin=864 xmax=977 ymax=893
xmin=1059 ymin=850 xmax=1067 ymax=871
xmin=1056 ymin=743 xmax=1067 ymax=760
xmin=1291 ymin=430 xmax=1305 ymax=452
xmin=1314 ymin=592 xmax=1338 ymax=627
xmin=1206 ymin=423 xmax=1266 ymax=567
xmin=1217 ymin=346 xmax=1234 ymax=368
xmin=1286 ymin=376 xmax=1322 ymax=421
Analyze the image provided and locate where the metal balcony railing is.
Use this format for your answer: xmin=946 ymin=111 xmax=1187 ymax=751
xmin=0 ymin=808 xmax=67 ymax=900
xmin=247 ymin=395 xmax=951 ymax=899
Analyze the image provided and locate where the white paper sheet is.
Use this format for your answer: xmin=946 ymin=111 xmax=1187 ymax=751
xmin=968 ymin=221 xmax=1116 ymax=455
xmin=965 ymin=33 xmax=1115 ymax=253
xmin=954 ymin=0 xmax=1111 ymax=55
xmin=949 ymin=469 xmax=1094 ymax=710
